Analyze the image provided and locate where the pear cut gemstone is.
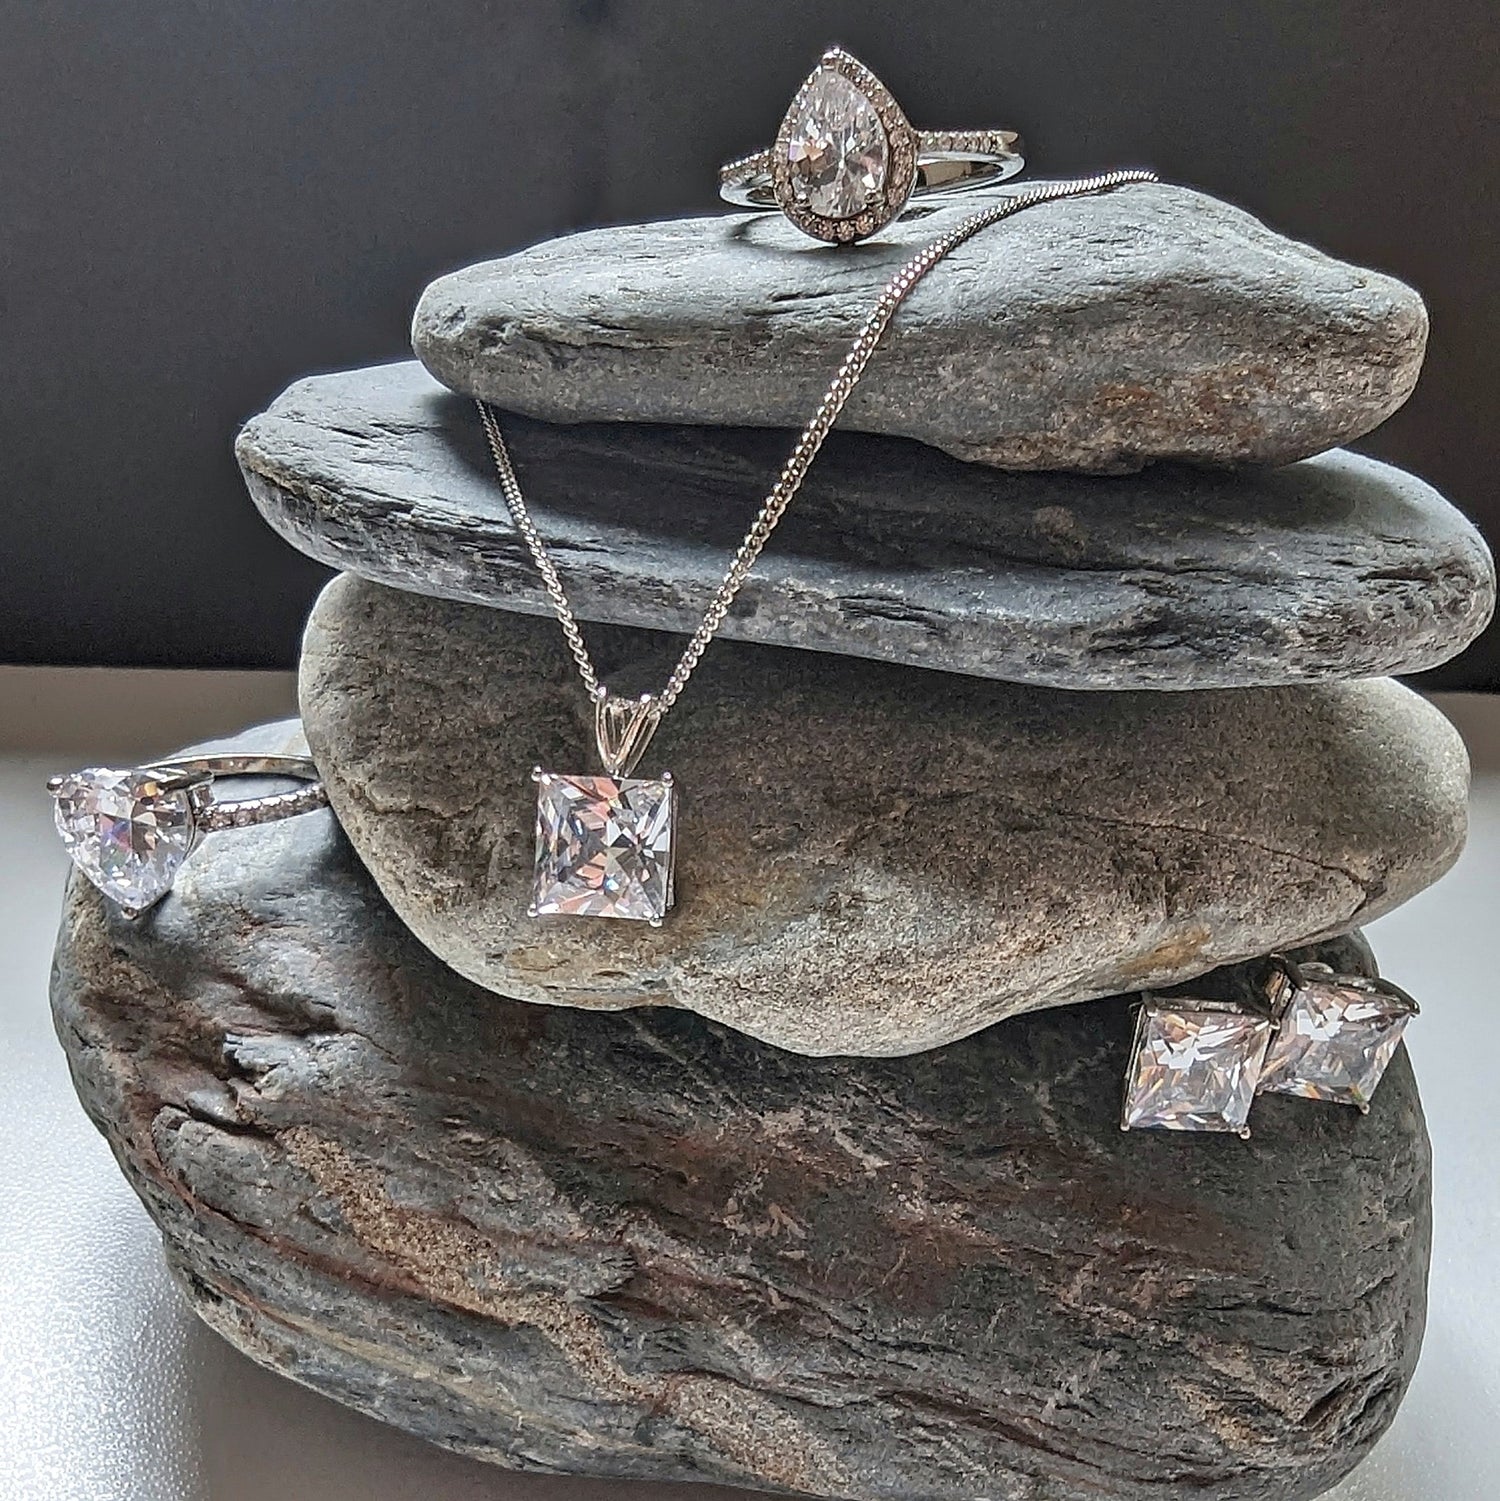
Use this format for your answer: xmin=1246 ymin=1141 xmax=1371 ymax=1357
xmin=1122 ymin=1001 xmax=1274 ymax=1134
xmin=1259 ymin=970 xmax=1415 ymax=1107
xmin=52 ymin=768 xmax=198 ymax=915
xmin=532 ymin=772 xmax=676 ymax=922
xmin=785 ymin=69 xmax=889 ymax=220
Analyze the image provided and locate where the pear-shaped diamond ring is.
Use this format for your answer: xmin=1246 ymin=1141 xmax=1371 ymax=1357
xmin=719 ymin=47 xmax=1024 ymax=243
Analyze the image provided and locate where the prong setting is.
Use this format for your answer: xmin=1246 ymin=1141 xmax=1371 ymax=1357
xmin=1257 ymin=959 xmax=1418 ymax=1109
xmin=531 ymin=770 xmax=676 ymax=923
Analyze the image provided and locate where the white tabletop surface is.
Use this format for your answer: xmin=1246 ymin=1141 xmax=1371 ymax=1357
xmin=1 ymin=667 xmax=1495 ymax=1501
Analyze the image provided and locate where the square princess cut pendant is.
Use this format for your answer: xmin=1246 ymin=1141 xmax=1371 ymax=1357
xmin=530 ymin=769 xmax=677 ymax=924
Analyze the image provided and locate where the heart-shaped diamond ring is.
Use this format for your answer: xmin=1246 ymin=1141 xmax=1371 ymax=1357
xmin=719 ymin=47 xmax=1024 ymax=243
xmin=49 ymin=755 xmax=327 ymax=918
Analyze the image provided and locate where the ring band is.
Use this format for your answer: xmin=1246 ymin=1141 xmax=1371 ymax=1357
xmin=50 ymin=754 xmax=328 ymax=918
xmin=719 ymin=130 xmax=1024 ymax=210
xmin=140 ymin=754 xmax=326 ymax=830
xmin=718 ymin=48 xmax=1024 ymax=244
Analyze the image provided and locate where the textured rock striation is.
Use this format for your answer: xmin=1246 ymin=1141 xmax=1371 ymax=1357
xmin=237 ymin=363 xmax=1495 ymax=692
xmin=298 ymin=578 xmax=1469 ymax=1056
xmin=412 ymin=183 xmax=1428 ymax=471
xmin=51 ymin=739 xmax=1430 ymax=1500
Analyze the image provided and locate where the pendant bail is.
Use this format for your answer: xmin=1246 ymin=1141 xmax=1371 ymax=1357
xmin=593 ymin=686 xmax=661 ymax=778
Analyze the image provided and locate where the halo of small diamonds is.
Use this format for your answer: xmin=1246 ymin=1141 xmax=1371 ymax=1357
xmin=770 ymin=48 xmax=919 ymax=244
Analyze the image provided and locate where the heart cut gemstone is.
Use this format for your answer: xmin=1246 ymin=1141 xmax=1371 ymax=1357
xmin=1258 ymin=968 xmax=1416 ymax=1108
xmin=531 ymin=772 xmax=676 ymax=923
xmin=784 ymin=68 xmax=889 ymax=220
xmin=1122 ymin=1000 xmax=1274 ymax=1135
xmin=52 ymin=768 xmax=198 ymax=915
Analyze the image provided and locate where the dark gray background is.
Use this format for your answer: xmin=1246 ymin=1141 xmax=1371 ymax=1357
xmin=3 ymin=1 xmax=1496 ymax=685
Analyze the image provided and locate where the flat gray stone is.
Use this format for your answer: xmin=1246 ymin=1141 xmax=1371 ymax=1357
xmin=298 ymin=574 xmax=1469 ymax=1057
xmin=412 ymin=183 xmax=1428 ymax=471
xmin=237 ymin=363 xmax=1495 ymax=692
xmin=50 ymin=739 xmax=1430 ymax=1500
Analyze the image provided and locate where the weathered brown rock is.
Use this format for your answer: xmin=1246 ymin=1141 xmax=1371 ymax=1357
xmin=50 ymin=729 xmax=1430 ymax=1499
xmin=298 ymin=574 xmax=1469 ymax=1056
xmin=412 ymin=183 xmax=1428 ymax=471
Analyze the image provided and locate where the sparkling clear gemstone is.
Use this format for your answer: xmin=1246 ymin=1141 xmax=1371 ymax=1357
xmin=1122 ymin=1003 xmax=1273 ymax=1134
xmin=532 ymin=773 xmax=675 ymax=922
xmin=1259 ymin=973 xmax=1414 ymax=1107
xmin=785 ymin=69 xmax=889 ymax=219
xmin=52 ymin=768 xmax=197 ymax=915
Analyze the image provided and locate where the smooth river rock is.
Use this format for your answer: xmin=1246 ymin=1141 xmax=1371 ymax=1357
xmin=298 ymin=576 xmax=1469 ymax=1056
xmin=50 ymin=754 xmax=1430 ymax=1501
xmin=412 ymin=183 xmax=1427 ymax=472
xmin=237 ymin=363 xmax=1495 ymax=692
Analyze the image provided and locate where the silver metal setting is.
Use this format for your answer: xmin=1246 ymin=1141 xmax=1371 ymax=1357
xmin=48 ymin=754 xmax=327 ymax=918
xmin=593 ymin=686 xmax=662 ymax=779
xmin=1269 ymin=956 xmax=1421 ymax=1019
xmin=719 ymin=47 xmax=1024 ymax=243
xmin=479 ymin=169 xmax=1157 ymax=921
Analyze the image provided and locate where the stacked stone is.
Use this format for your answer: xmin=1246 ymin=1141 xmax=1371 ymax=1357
xmin=52 ymin=185 xmax=1494 ymax=1501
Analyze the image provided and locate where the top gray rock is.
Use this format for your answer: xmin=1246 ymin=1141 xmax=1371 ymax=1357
xmin=413 ymin=182 xmax=1427 ymax=472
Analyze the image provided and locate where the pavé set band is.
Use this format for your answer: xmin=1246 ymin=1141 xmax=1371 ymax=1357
xmin=47 ymin=47 xmax=1419 ymax=1135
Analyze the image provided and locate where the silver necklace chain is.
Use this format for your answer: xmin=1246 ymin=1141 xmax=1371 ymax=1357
xmin=478 ymin=169 xmax=1157 ymax=762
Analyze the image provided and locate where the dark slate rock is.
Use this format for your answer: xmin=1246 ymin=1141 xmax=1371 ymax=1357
xmin=236 ymin=363 xmax=1494 ymax=692
xmin=50 ymin=723 xmax=1429 ymax=1501
xmin=411 ymin=184 xmax=1428 ymax=472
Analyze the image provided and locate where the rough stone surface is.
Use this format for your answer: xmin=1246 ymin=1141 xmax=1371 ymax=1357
xmin=50 ymin=742 xmax=1430 ymax=1501
xmin=411 ymin=183 xmax=1428 ymax=471
xmin=298 ymin=576 xmax=1470 ymax=1056
xmin=237 ymin=363 xmax=1496 ymax=692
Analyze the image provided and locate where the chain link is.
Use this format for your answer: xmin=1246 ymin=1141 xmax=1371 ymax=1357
xmin=478 ymin=169 xmax=1157 ymax=720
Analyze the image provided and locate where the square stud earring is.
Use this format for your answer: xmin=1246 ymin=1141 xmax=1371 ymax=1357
xmin=1257 ymin=956 xmax=1419 ymax=1112
xmin=1120 ymin=994 xmax=1276 ymax=1138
